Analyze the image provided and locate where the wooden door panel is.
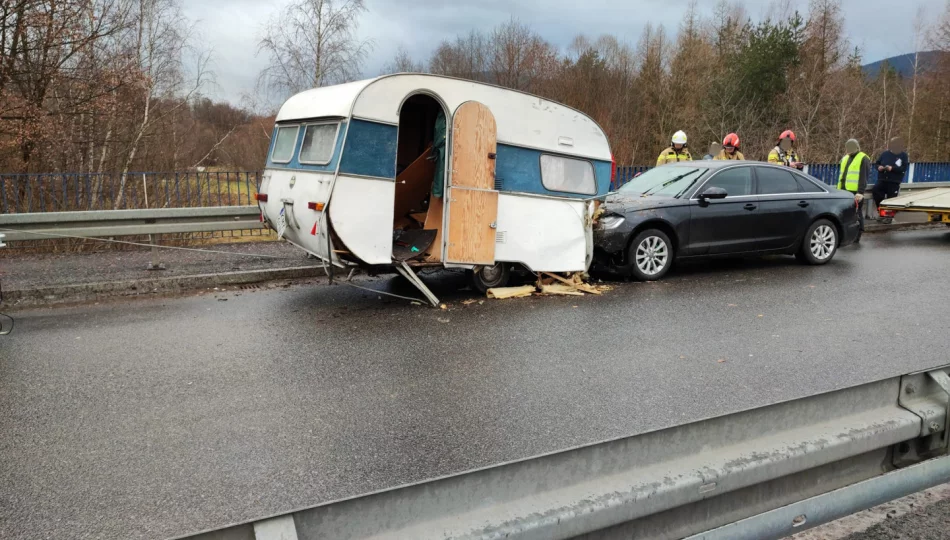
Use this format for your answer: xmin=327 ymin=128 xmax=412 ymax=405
xmin=451 ymin=103 xmax=496 ymax=190
xmin=446 ymin=188 xmax=498 ymax=264
xmin=446 ymin=101 xmax=499 ymax=264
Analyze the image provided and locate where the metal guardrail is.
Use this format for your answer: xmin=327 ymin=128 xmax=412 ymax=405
xmin=0 ymin=171 xmax=260 ymax=214
xmin=0 ymin=206 xmax=264 ymax=242
xmin=178 ymin=365 xmax=950 ymax=540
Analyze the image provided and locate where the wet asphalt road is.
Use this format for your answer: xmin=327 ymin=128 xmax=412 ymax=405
xmin=2 ymin=230 xmax=950 ymax=540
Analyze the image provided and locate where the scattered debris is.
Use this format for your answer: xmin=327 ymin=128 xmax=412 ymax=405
xmin=487 ymin=285 xmax=535 ymax=299
xmin=461 ymin=299 xmax=478 ymax=305
xmin=437 ymin=317 xmax=450 ymax=323
xmin=440 ymin=303 xmax=448 ymax=310
xmin=484 ymin=272 xmax=610 ymax=300
xmin=541 ymin=284 xmax=584 ymax=296
xmin=539 ymin=272 xmax=606 ymax=295
xmin=718 ymin=358 xmax=727 ymax=363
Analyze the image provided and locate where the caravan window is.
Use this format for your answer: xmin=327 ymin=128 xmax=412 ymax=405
xmin=299 ymin=123 xmax=340 ymax=165
xmin=271 ymin=125 xmax=299 ymax=163
xmin=540 ymin=155 xmax=597 ymax=195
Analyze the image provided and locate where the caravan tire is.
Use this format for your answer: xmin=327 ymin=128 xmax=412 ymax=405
xmin=471 ymin=263 xmax=510 ymax=293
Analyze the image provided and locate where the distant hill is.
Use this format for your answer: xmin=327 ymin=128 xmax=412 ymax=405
xmin=862 ymin=51 xmax=946 ymax=77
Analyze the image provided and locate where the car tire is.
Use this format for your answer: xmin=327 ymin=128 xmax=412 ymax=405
xmin=798 ymin=219 xmax=838 ymax=265
xmin=470 ymin=263 xmax=510 ymax=293
xmin=627 ymin=229 xmax=673 ymax=281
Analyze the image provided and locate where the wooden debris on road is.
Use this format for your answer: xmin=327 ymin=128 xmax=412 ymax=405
xmin=486 ymin=285 xmax=535 ymax=299
xmin=484 ymin=272 xmax=611 ymax=299
xmin=539 ymin=272 xmax=605 ymax=295
xmin=541 ymin=284 xmax=584 ymax=296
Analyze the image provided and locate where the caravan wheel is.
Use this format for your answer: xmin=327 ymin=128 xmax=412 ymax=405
xmin=470 ymin=263 xmax=510 ymax=293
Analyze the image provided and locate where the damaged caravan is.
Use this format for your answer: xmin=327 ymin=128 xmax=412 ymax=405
xmin=257 ymin=74 xmax=614 ymax=304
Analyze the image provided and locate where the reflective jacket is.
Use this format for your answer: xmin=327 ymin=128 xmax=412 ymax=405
xmin=656 ymin=147 xmax=692 ymax=166
xmin=714 ymin=150 xmax=745 ymax=161
xmin=768 ymin=146 xmax=801 ymax=167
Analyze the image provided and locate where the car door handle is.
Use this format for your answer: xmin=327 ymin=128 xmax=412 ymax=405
xmin=743 ymin=203 xmax=757 ymax=211
xmin=798 ymin=201 xmax=810 ymax=208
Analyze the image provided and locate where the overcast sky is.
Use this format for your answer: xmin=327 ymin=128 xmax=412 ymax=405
xmin=183 ymin=0 xmax=936 ymax=107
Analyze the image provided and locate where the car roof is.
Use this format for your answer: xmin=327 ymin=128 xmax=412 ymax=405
xmin=664 ymin=160 xmax=772 ymax=169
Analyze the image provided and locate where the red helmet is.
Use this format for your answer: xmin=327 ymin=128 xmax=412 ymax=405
xmin=779 ymin=130 xmax=796 ymax=142
xmin=723 ymin=133 xmax=740 ymax=148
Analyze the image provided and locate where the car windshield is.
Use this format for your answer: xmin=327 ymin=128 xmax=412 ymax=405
xmin=616 ymin=167 xmax=707 ymax=198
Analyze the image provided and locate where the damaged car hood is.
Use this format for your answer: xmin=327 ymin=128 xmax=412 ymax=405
xmin=603 ymin=193 xmax=682 ymax=214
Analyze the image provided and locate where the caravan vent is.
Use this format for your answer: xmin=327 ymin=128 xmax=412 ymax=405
xmin=494 ymin=176 xmax=503 ymax=190
xmin=495 ymin=231 xmax=507 ymax=244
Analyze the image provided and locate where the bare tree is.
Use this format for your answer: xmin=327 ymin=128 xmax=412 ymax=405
xmin=902 ymin=6 xmax=928 ymax=154
xmin=256 ymin=0 xmax=373 ymax=98
xmin=381 ymin=45 xmax=424 ymax=74
xmin=488 ymin=18 xmax=557 ymax=93
xmin=112 ymin=0 xmax=209 ymax=209
xmin=429 ymin=30 xmax=490 ymax=82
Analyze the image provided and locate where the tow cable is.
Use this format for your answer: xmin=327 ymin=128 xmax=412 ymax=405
xmin=0 ymin=227 xmax=433 ymax=308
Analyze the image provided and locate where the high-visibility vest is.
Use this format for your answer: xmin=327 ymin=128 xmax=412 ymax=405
xmin=838 ymin=152 xmax=867 ymax=192
xmin=657 ymin=147 xmax=692 ymax=166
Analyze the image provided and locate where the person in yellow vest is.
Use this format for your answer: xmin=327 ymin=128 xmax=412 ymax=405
xmin=656 ymin=131 xmax=692 ymax=166
xmin=768 ymin=130 xmax=804 ymax=170
xmin=838 ymin=138 xmax=871 ymax=240
xmin=714 ymin=133 xmax=744 ymax=160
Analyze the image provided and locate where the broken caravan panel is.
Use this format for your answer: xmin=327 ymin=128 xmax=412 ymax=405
xmin=258 ymin=73 xmax=614 ymax=301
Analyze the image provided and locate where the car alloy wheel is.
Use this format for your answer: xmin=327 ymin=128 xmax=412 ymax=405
xmin=809 ymin=224 xmax=836 ymax=261
xmin=635 ymin=235 xmax=669 ymax=276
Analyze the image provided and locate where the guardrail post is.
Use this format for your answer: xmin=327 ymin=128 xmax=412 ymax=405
xmin=253 ymin=516 xmax=299 ymax=540
xmin=0 ymin=233 xmax=5 ymax=248
xmin=908 ymin=163 xmax=916 ymax=183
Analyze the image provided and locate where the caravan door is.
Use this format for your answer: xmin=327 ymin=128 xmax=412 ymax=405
xmin=445 ymin=101 xmax=499 ymax=265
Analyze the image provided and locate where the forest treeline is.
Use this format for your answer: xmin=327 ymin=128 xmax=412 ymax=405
xmin=3 ymin=0 xmax=949 ymax=175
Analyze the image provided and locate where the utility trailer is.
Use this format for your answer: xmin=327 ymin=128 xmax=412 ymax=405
xmin=878 ymin=187 xmax=950 ymax=224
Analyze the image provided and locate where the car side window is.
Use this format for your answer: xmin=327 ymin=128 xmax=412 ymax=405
xmin=755 ymin=167 xmax=801 ymax=195
xmin=794 ymin=174 xmax=826 ymax=193
xmin=701 ymin=167 xmax=753 ymax=197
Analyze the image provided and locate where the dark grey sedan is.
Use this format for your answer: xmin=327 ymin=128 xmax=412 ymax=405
xmin=593 ymin=161 xmax=861 ymax=280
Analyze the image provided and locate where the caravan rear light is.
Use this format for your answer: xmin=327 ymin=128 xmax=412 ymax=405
xmin=255 ymin=193 xmax=268 ymax=202
xmin=879 ymin=208 xmax=895 ymax=218
xmin=307 ymin=202 xmax=325 ymax=211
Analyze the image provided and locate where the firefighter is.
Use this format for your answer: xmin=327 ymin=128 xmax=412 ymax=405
xmin=768 ymin=130 xmax=804 ymax=169
xmin=838 ymin=138 xmax=871 ymax=239
xmin=656 ymin=131 xmax=692 ymax=166
xmin=714 ymin=133 xmax=744 ymax=160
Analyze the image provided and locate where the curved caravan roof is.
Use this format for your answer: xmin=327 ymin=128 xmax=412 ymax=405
xmin=275 ymin=74 xmax=611 ymax=161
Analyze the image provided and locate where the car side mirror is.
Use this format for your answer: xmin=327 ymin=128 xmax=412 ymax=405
xmin=700 ymin=186 xmax=728 ymax=200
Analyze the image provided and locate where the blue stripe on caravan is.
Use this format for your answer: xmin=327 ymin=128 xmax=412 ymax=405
xmin=495 ymin=144 xmax=611 ymax=198
xmin=339 ymin=119 xmax=398 ymax=179
xmin=265 ymin=121 xmax=347 ymax=172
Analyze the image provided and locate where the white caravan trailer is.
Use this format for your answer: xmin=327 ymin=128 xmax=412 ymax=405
xmin=257 ymin=74 xmax=614 ymax=304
